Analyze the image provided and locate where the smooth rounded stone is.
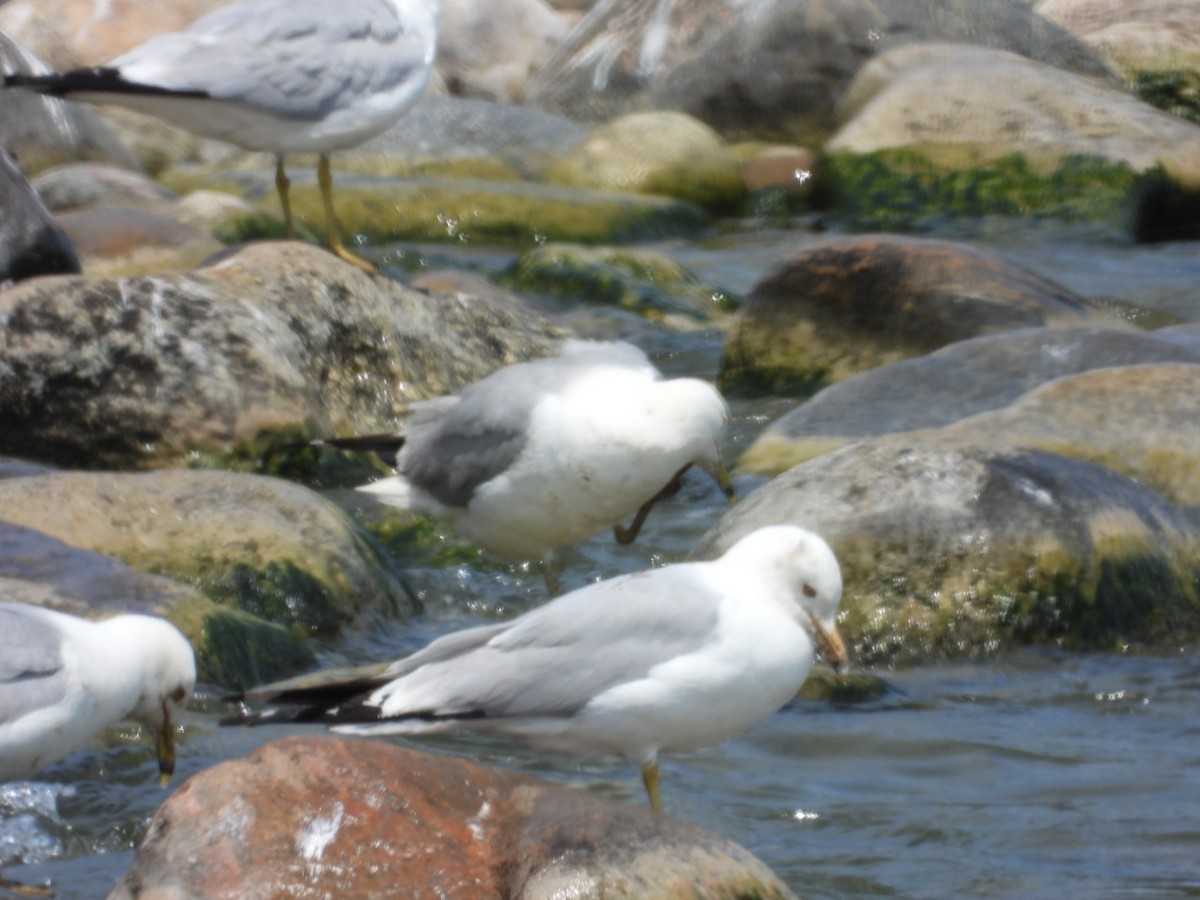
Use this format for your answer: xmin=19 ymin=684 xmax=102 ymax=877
xmin=698 ymin=441 xmax=1200 ymax=666
xmin=110 ymin=736 xmax=797 ymax=900
xmin=500 ymin=242 xmax=736 ymax=325
xmin=439 ymin=0 xmax=568 ymax=101
xmin=353 ymin=95 xmax=589 ymax=179
xmin=0 ymin=146 xmax=80 ymax=284
xmin=739 ymin=326 xmax=1200 ymax=474
xmin=526 ymin=0 xmax=1111 ymax=143
xmin=0 ymin=519 xmax=313 ymax=688
xmin=54 ymin=205 xmax=209 ymax=258
xmin=719 ymin=234 xmax=1110 ymax=396
xmin=0 ymin=32 xmax=138 ymax=172
xmin=174 ymin=189 xmax=258 ymax=231
xmin=737 ymin=144 xmax=819 ymax=193
xmin=0 ymin=241 xmax=565 ymax=469
xmin=30 ymin=163 xmax=176 ymax=211
xmin=546 ymin=111 xmax=746 ymax=212
xmin=828 ymin=42 xmax=1200 ymax=183
xmin=1036 ymin=0 xmax=1200 ymax=78
xmin=0 ymin=467 xmax=416 ymax=626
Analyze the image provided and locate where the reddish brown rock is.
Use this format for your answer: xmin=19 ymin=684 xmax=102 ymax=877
xmin=109 ymin=736 xmax=796 ymax=899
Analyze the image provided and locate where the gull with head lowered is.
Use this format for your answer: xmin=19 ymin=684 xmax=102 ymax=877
xmin=3 ymin=0 xmax=440 ymax=272
xmin=322 ymin=339 xmax=734 ymax=593
xmin=225 ymin=525 xmax=847 ymax=812
xmin=0 ymin=604 xmax=196 ymax=785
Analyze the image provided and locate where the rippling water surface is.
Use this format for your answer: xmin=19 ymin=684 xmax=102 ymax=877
xmin=5 ymin=224 xmax=1200 ymax=898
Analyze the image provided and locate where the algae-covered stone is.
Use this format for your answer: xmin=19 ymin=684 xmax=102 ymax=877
xmin=0 ymin=469 xmax=417 ymax=641
xmin=829 ymin=43 xmax=1200 ymax=187
xmin=719 ymin=234 xmax=1108 ymax=396
xmin=279 ymin=176 xmax=710 ymax=246
xmin=699 ymin=441 xmax=1200 ymax=666
xmin=0 ymin=519 xmax=314 ymax=689
xmin=739 ymin=327 xmax=1200 ymax=475
xmin=500 ymin=242 xmax=737 ymax=324
xmin=546 ymin=112 xmax=746 ymax=213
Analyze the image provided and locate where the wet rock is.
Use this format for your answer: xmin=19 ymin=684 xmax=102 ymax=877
xmin=739 ymin=326 xmax=1200 ymax=474
xmin=546 ymin=111 xmax=746 ymax=212
xmin=526 ymin=0 xmax=1111 ymax=143
xmin=0 ymin=519 xmax=314 ymax=688
xmin=500 ymin=242 xmax=736 ymax=325
xmin=828 ymin=43 xmax=1200 ymax=184
xmin=0 ymin=241 xmax=565 ymax=469
xmin=268 ymin=174 xmax=711 ymax=246
xmin=700 ymin=441 xmax=1200 ymax=665
xmin=0 ymin=146 xmax=80 ymax=284
xmin=719 ymin=234 xmax=1110 ymax=395
xmin=110 ymin=736 xmax=797 ymax=900
xmin=54 ymin=205 xmax=209 ymax=258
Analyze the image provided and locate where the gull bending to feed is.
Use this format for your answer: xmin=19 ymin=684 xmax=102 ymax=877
xmin=0 ymin=604 xmax=196 ymax=785
xmin=321 ymin=340 xmax=734 ymax=593
xmin=4 ymin=0 xmax=440 ymax=272
xmin=225 ymin=525 xmax=847 ymax=812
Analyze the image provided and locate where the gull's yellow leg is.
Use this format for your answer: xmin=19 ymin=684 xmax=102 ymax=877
xmin=641 ymin=759 xmax=663 ymax=813
xmin=317 ymin=152 xmax=377 ymax=274
xmin=539 ymin=558 xmax=564 ymax=598
xmin=275 ymin=155 xmax=294 ymax=239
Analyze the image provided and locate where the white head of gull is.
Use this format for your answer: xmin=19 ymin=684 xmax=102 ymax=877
xmin=3 ymin=0 xmax=440 ymax=272
xmin=227 ymin=525 xmax=846 ymax=812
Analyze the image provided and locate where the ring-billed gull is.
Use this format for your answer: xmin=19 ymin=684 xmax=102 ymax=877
xmin=3 ymin=0 xmax=440 ymax=272
xmin=0 ymin=604 xmax=196 ymax=785
xmin=322 ymin=340 xmax=734 ymax=593
xmin=225 ymin=525 xmax=846 ymax=811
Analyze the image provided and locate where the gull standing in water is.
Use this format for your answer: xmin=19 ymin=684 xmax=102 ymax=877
xmin=226 ymin=525 xmax=848 ymax=812
xmin=4 ymin=0 xmax=440 ymax=272
xmin=320 ymin=340 xmax=735 ymax=593
xmin=0 ymin=604 xmax=196 ymax=785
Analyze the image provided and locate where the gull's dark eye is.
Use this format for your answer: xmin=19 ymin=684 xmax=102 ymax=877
xmin=170 ymin=686 xmax=187 ymax=702
xmin=802 ymin=583 xmax=817 ymax=598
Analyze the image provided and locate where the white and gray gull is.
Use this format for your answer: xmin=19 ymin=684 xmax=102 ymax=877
xmin=0 ymin=604 xmax=196 ymax=785
xmin=321 ymin=339 xmax=735 ymax=592
xmin=226 ymin=525 xmax=848 ymax=812
xmin=3 ymin=0 xmax=440 ymax=272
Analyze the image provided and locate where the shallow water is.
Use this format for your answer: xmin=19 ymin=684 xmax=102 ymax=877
xmin=5 ymin=223 xmax=1200 ymax=898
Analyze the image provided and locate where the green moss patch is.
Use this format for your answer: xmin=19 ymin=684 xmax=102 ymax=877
xmin=1134 ymin=69 xmax=1200 ymax=125
xmin=811 ymin=150 xmax=1141 ymax=232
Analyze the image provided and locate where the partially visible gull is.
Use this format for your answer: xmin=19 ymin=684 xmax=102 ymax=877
xmin=225 ymin=525 xmax=847 ymax=812
xmin=3 ymin=0 xmax=440 ymax=272
xmin=323 ymin=339 xmax=734 ymax=592
xmin=0 ymin=604 xmax=196 ymax=785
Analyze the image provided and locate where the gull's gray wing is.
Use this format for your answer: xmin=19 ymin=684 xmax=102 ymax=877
xmin=0 ymin=605 xmax=69 ymax=727
xmin=402 ymin=343 xmax=659 ymax=508
xmin=355 ymin=564 xmax=724 ymax=721
xmin=112 ymin=0 xmax=433 ymax=120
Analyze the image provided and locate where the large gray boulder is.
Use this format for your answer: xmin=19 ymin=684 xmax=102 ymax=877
xmin=0 ymin=147 xmax=80 ymax=284
xmin=526 ymin=0 xmax=1113 ymax=142
xmin=0 ymin=241 xmax=565 ymax=469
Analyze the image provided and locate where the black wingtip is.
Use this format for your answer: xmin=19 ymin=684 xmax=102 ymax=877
xmin=4 ymin=68 xmax=208 ymax=99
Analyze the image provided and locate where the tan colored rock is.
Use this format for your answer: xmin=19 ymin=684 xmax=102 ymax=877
xmin=1037 ymin=0 xmax=1200 ymax=77
xmin=109 ymin=736 xmax=798 ymax=899
xmin=547 ymin=111 xmax=745 ymax=211
xmin=829 ymin=42 xmax=1200 ymax=184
